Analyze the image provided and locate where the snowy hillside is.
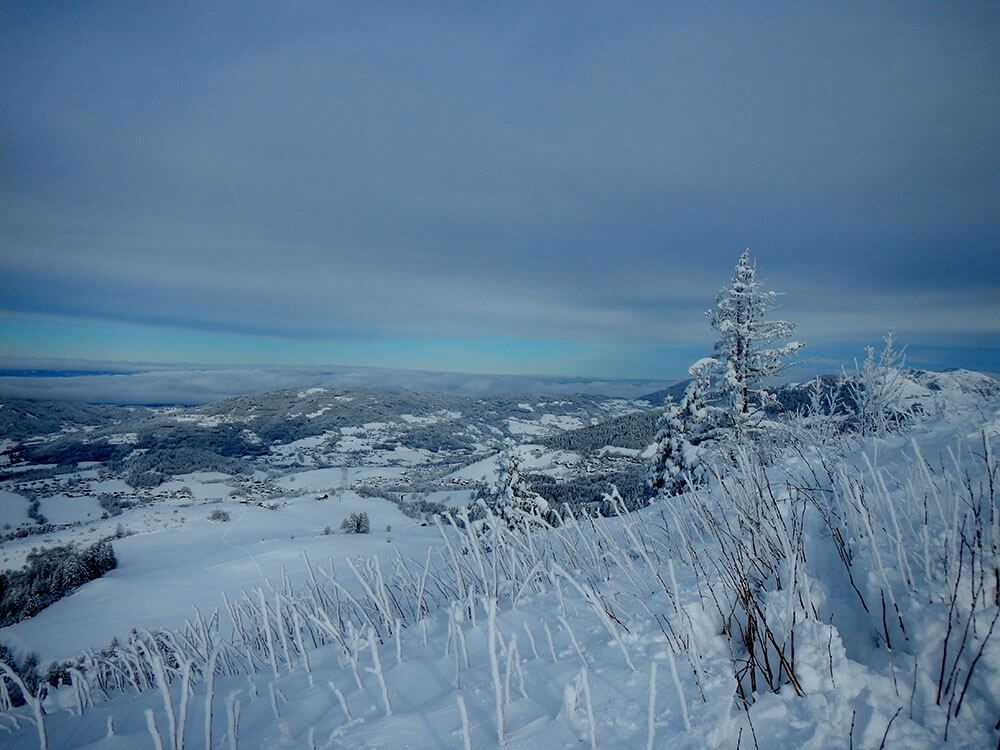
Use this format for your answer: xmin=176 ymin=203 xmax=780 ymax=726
xmin=0 ymin=367 xmax=996 ymax=749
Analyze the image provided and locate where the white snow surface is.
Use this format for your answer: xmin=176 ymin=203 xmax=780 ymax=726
xmin=0 ymin=492 xmax=437 ymax=663
xmin=0 ymin=489 xmax=30 ymax=529
xmin=0 ymin=374 xmax=998 ymax=749
xmin=36 ymin=494 xmax=103 ymax=525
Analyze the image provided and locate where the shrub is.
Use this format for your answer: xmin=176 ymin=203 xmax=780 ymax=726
xmin=340 ymin=511 xmax=370 ymax=534
xmin=26 ymin=499 xmax=47 ymax=526
xmin=208 ymin=509 xmax=230 ymax=522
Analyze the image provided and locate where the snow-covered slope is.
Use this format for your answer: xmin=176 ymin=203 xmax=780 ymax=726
xmin=0 ymin=374 xmax=1000 ymax=748
xmin=0 ymin=371 xmax=997 ymax=749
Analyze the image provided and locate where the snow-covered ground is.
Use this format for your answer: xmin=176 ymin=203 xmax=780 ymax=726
xmin=401 ymin=489 xmax=478 ymax=509
xmin=0 ymin=491 xmax=439 ymax=664
xmin=442 ymin=445 xmax=581 ymax=485
xmin=0 ymin=372 xmax=997 ymax=749
xmin=0 ymin=489 xmax=30 ymax=529
xmin=274 ymin=466 xmax=408 ymax=493
xmin=35 ymin=494 xmax=103 ymax=525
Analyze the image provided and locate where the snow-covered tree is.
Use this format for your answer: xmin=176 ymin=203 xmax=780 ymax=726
xmin=597 ymin=484 xmax=625 ymax=515
xmin=647 ymin=400 xmax=687 ymax=498
xmin=647 ymin=359 xmax=714 ymax=497
xmin=707 ymin=249 xmax=802 ymax=438
xmin=491 ymin=446 xmax=551 ymax=525
xmin=340 ymin=511 xmax=370 ymax=534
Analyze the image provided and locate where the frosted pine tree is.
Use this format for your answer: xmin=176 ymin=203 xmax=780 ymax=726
xmin=647 ymin=400 xmax=687 ymax=497
xmin=598 ymin=484 xmax=625 ymax=515
xmin=708 ymin=249 xmax=802 ymax=439
xmin=491 ymin=446 xmax=551 ymax=525
xmin=647 ymin=359 xmax=714 ymax=497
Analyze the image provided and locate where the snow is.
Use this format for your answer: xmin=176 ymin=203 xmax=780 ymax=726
xmin=0 ymin=492 xmax=438 ymax=663
xmin=87 ymin=478 xmax=133 ymax=494
xmin=539 ymin=413 xmax=584 ymax=431
xmin=270 ymin=433 xmax=336 ymax=454
xmin=105 ymin=432 xmax=138 ymax=445
xmin=36 ymin=493 xmax=103 ymax=525
xmin=507 ymin=414 xmax=584 ymax=437
xmin=445 ymin=453 xmax=502 ymax=483
xmin=596 ymin=445 xmax=640 ymax=457
xmin=297 ymin=387 xmax=328 ymax=398
xmin=152 ymin=477 xmax=235 ymax=501
xmin=506 ymin=417 xmax=548 ymax=436
xmin=275 ymin=466 xmax=408 ymax=492
xmin=0 ymin=370 xmax=998 ymax=749
xmin=401 ymin=489 xmax=477 ymax=508
xmin=376 ymin=445 xmax=433 ymax=466
xmin=2 ymin=463 xmax=57 ymax=473
xmin=0 ymin=489 xmax=30 ymax=528
xmin=399 ymin=411 xmax=461 ymax=425
xmin=517 ymin=446 xmax=581 ymax=478
xmin=445 ymin=446 xmax=581 ymax=485
xmin=335 ymin=433 xmax=370 ymax=452
xmin=177 ymin=471 xmax=233 ymax=483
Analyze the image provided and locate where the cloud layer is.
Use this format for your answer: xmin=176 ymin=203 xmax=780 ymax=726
xmin=0 ymin=359 xmax=674 ymax=405
xmin=2 ymin=3 xmax=998 ymax=377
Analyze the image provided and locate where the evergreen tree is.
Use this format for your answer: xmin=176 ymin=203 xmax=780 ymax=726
xmin=647 ymin=359 xmax=714 ymax=497
xmin=707 ymin=249 xmax=802 ymax=438
xmin=340 ymin=512 xmax=370 ymax=534
xmin=491 ymin=446 xmax=551 ymax=525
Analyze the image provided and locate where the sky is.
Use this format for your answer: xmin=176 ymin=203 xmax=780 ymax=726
xmin=2 ymin=2 xmax=998 ymax=385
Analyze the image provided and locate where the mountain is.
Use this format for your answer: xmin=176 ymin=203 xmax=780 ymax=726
xmin=0 ymin=387 xmax=640 ymax=482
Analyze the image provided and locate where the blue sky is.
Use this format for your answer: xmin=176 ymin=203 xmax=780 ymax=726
xmin=2 ymin=2 xmax=998 ymax=381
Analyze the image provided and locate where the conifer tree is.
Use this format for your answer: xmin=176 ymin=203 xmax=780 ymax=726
xmin=491 ymin=446 xmax=551 ymax=525
xmin=647 ymin=359 xmax=713 ymax=497
xmin=707 ymin=249 xmax=802 ymax=438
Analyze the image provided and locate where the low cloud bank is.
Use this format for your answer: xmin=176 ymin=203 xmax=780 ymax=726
xmin=0 ymin=361 xmax=674 ymax=405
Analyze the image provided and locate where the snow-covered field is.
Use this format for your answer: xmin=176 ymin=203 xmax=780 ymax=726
xmin=442 ymin=445 xmax=581 ymax=485
xmin=0 ymin=490 xmax=30 ymax=529
xmin=35 ymin=494 xmax=103 ymax=526
xmin=0 ymin=490 xmax=439 ymax=665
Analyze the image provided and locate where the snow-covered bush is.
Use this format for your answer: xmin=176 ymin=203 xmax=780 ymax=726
xmin=842 ymin=331 xmax=912 ymax=436
xmin=647 ymin=402 xmax=693 ymax=498
xmin=341 ymin=511 xmax=370 ymax=534
xmin=208 ymin=509 xmax=230 ymax=522
xmin=0 ymin=644 xmax=40 ymax=707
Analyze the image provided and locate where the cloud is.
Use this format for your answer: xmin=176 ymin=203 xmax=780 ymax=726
xmin=1 ymin=4 xmax=998 ymax=376
xmin=0 ymin=360 xmax=675 ymax=405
